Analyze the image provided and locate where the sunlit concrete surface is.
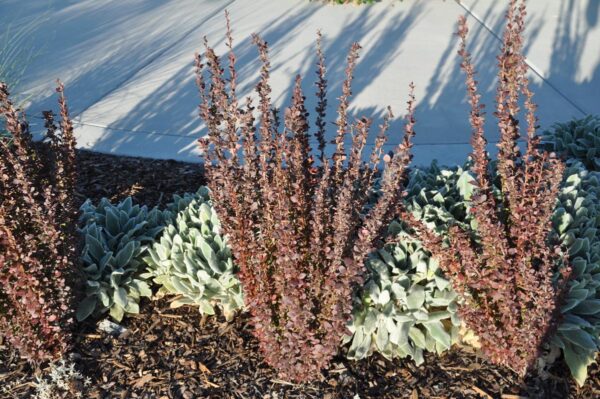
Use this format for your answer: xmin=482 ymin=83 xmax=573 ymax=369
xmin=2 ymin=0 xmax=598 ymax=166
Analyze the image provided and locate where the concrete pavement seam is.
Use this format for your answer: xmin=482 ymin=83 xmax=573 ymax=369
xmin=455 ymin=0 xmax=587 ymax=117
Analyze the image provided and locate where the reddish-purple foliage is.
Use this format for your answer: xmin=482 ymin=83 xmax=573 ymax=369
xmin=196 ymin=15 xmax=415 ymax=381
xmin=0 ymin=81 xmax=78 ymax=362
xmin=406 ymin=0 xmax=570 ymax=375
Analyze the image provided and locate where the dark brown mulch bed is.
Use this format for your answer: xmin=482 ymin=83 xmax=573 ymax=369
xmin=74 ymin=149 xmax=207 ymax=207
xmin=1 ymin=149 xmax=599 ymax=398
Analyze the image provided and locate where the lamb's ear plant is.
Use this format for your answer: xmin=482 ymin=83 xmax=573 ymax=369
xmin=141 ymin=188 xmax=244 ymax=320
xmin=346 ymin=223 xmax=460 ymax=363
xmin=196 ymin=14 xmax=416 ymax=382
xmin=0 ymin=81 xmax=78 ymax=362
xmin=405 ymin=1 xmax=571 ymax=376
xmin=541 ymin=115 xmax=600 ymax=171
xmin=405 ymin=161 xmax=476 ymax=234
xmin=77 ymin=197 xmax=170 ymax=322
xmin=346 ymin=163 xmax=475 ymax=363
xmin=549 ymin=164 xmax=600 ymax=386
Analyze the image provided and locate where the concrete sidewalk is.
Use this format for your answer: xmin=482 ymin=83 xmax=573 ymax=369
xmin=3 ymin=0 xmax=599 ymax=166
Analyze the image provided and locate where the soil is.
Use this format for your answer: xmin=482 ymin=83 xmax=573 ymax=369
xmin=1 ymin=149 xmax=599 ymax=398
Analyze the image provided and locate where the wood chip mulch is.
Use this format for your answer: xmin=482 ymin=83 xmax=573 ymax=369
xmin=1 ymin=149 xmax=600 ymax=398
xmin=74 ymin=149 xmax=207 ymax=208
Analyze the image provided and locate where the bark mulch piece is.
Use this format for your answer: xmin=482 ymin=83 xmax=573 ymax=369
xmin=1 ymin=149 xmax=600 ymax=398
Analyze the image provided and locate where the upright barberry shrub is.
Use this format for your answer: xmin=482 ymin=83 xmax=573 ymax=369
xmin=406 ymin=1 xmax=571 ymax=375
xmin=0 ymin=81 xmax=78 ymax=362
xmin=196 ymin=17 xmax=416 ymax=381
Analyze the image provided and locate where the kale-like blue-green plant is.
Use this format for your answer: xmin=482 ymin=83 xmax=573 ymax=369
xmin=77 ymin=197 xmax=170 ymax=321
xmin=141 ymin=188 xmax=244 ymax=320
xmin=541 ymin=115 xmax=600 ymax=171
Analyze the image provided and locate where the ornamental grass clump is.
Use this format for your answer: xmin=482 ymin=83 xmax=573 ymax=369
xmin=0 ymin=81 xmax=78 ymax=362
xmin=406 ymin=1 xmax=571 ymax=375
xmin=196 ymin=18 xmax=416 ymax=381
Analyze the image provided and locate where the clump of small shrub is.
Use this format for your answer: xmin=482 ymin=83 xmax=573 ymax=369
xmin=406 ymin=1 xmax=571 ymax=376
xmin=142 ymin=188 xmax=244 ymax=320
xmin=77 ymin=197 xmax=170 ymax=321
xmin=0 ymin=81 xmax=78 ymax=362
xmin=541 ymin=115 xmax=600 ymax=171
xmin=196 ymin=15 xmax=416 ymax=380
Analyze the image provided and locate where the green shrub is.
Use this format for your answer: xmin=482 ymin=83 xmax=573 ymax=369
xmin=141 ymin=188 xmax=244 ymax=320
xmin=77 ymin=197 xmax=170 ymax=322
xmin=541 ymin=115 xmax=600 ymax=171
